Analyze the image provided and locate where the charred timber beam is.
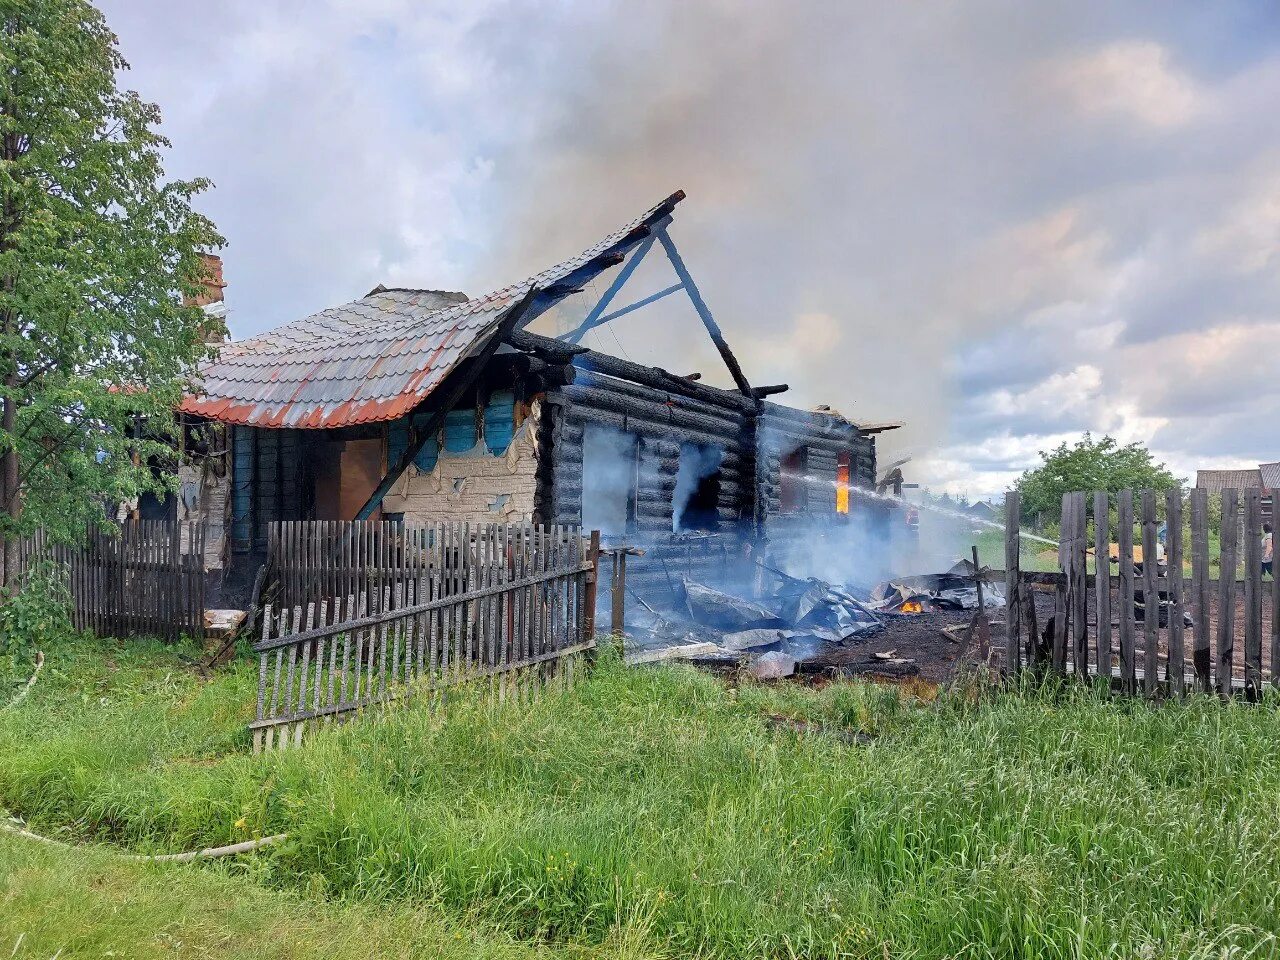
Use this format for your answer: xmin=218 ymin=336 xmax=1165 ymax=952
xmin=750 ymin=384 xmax=789 ymax=398
xmin=504 ymin=354 xmax=577 ymax=389
xmin=570 ymin=350 xmax=755 ymax=411
xmin=571 ymin=370 xmax=747 ymax=424
xmin=552 ymin=401 xmax=749 ymax=454
xmin=683 ymin=372 xmax=702 ymax=381
xmin=761 ymin=425 xmax=861 ymax=448
xmin=559 ymin=384 xmax=746 ymax=439
xmin=504 ymin=329 xmax=589 ymax=361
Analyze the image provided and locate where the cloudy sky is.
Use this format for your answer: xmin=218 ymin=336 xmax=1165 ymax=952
xmin=100 ymin=0 xmax=1280 ymax=499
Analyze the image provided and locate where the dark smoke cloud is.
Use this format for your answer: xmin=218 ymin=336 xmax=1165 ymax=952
xmin=99 ymin=0 xmax=1280 ymax=497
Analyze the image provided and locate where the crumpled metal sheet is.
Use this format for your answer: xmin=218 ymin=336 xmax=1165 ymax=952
xmin=682 ymin=577 xmax=785 ymax=631
xmin=181 ymin=191 xmax=685 ymax=429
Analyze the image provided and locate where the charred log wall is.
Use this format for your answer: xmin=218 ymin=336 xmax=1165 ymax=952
xmin=757 ymin=402 xmax=883 ymax=579
xmin=541 ymin=354 xmax=757 ymax=603
xmin=513 ymin=332 xmax=887 ymax=605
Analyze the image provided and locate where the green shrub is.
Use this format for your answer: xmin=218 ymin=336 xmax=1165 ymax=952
xmin=0 ymin=557 xmax=71 ymax=699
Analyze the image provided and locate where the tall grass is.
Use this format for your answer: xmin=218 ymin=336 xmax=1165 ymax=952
xmin=3 ymin=636 xmax=1280 ymax=958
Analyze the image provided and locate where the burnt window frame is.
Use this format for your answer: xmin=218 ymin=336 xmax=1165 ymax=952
xmin=779 ymin=445 xmax=808 ymax=513
xmin=580 ymin=422 xmax=642 ymax=538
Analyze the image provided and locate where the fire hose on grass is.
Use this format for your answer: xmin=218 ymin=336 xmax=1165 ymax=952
xmin=1 ymin=651 xmax=287 ymax=863
xmin=1 ymin=817 xmax=288 ymax=862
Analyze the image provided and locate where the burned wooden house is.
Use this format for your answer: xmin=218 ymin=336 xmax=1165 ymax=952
xmin=178 ymin=192 xmax=900 ymax=607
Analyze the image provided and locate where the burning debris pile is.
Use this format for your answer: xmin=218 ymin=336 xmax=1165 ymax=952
xmin=627 ymin=564 xmax=885 ymax=679
xmin=624 ymin=555 xmax=1006 ymax=681
xmin=867 ymin=559 xmax=1005 ymax=614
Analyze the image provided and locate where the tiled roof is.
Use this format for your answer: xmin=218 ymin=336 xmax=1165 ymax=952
xmin=181 ymin=191 xmax=685 ymax=428
xmin=1259 ymin=462 xmax=1280 ymax=489
xmin=1195 ymin=469 xmax=1262 ymax=493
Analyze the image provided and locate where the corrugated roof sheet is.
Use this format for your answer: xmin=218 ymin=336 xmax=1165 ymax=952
xmin=1259 ymin=462 xmax=1280 ymax=489
xmin=1195 ymin=469 xmax=1262 ymax=493
xmin=182 ymin=191 xmax=685 ymax=428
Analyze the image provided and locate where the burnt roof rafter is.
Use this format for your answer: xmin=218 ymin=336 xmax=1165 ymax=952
xmin=558 ymin=222 xmax=754 ymax=397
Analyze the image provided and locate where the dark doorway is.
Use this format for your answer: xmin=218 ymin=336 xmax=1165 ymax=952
xmin=674 ymin=443 xmax=723 ymax=531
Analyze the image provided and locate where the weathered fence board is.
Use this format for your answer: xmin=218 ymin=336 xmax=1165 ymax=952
xmin=1117 ymin=490 xmax=1136 ymax=694
xmin=1217 ymin=489 xmax=1239 ymax=695
xmin=1003 ymin=491 xmax=1021 ymax=677
xmin=1165 ymin=488 xmax=1185 ymax=697
xmin=1190 ymin=488 xmax=1212 ymax=690
xmin=1243 ymin=489 xmax=1263 ymax=697
xmin=1070 ymin=491 xmax=1088 ymax=677
xmin=17 ymin=520 xmax=205 ymax=642
xmin=252 ymin=521 xmax=600 ymax=751
xmin=1093 ymin=490 xmax=1112 ymax=684
xmin=1005 ymin=486 xmax=1277 ymax=700
xmin=1141 ymin=490 xmax=1159 ymax=696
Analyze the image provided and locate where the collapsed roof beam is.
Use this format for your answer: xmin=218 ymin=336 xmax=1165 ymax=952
xmin=655 ymin=228 xmax=753 ymax=397
xmin=355 ymin=286 xmax=539 ymax=521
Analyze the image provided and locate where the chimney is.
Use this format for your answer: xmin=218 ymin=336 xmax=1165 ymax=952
xmin=186 ymin=253 xmax=228 ymax=343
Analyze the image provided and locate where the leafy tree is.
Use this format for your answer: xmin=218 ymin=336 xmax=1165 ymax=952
xmin=1014 ymin=434 xmax=1183 ymax=522
xmin=0 ymin=0 xmax=221 ymax=584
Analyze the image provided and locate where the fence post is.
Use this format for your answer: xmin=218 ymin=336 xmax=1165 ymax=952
xmin=1165 ymin=488 xmax=1185 ymax=697
xmin=1093 ymin=490 xmax=1112 ymax=687
xmin=1053 ymin=492 xmax=1072 ymax=675
xmin=583 ymin=530 xmax=600 ymax=646
xmin=1218 ymin=488 xmax=1239 ymax=696
xmin=1117 ymin=490 xmax=1136 ymax=695
xmin=1071 ymin=492 xmax=1088 ymax=679
xmin=1190 ymin=488 xmax=1212 ymax=691
xmin=1243 ymin=488 xmax=1263 ymax=698
xmin=610 ymin=551 xmax=627 ymax=636
xmin=1004 ymin=491 xmax=1021 ymax=678
xmin=1140 ymin=490 xmax=1159 ymax=696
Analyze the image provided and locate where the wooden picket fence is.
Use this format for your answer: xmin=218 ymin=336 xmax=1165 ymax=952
xmin=251 ymin=521 xmax=601 ymax=751
xmin=1004 ymin=488 xmax=1279 ymax=697
xmin=16 ymin=521 xmax=206 ymax=642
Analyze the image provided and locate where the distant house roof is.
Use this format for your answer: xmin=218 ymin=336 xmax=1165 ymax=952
xmin=967 ymin=500 xmax=999 ymax=518
xmin=180 ymin=192 xmax=685 ymax=428
xmin=1260 ymin=462 xmax=1280 ymax=489
xmin=1196 ymin=469 xmax=1262 ymax=493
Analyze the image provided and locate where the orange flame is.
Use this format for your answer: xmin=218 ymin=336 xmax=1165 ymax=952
xmin=900 ymin=600 xmax=923 ymax=614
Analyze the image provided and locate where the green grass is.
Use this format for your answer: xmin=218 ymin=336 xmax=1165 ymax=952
xmin=0 ymin=836 xmax=590 ymax=959
xmin=4 ymin=636 xmax=1280 ymax=958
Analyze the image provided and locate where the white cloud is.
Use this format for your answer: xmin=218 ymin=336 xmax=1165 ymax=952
xmin=1045 ymin=40 xmax=1208 ymax=130
xmin=1195 ymin=165 xmax=1280 ymax=275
